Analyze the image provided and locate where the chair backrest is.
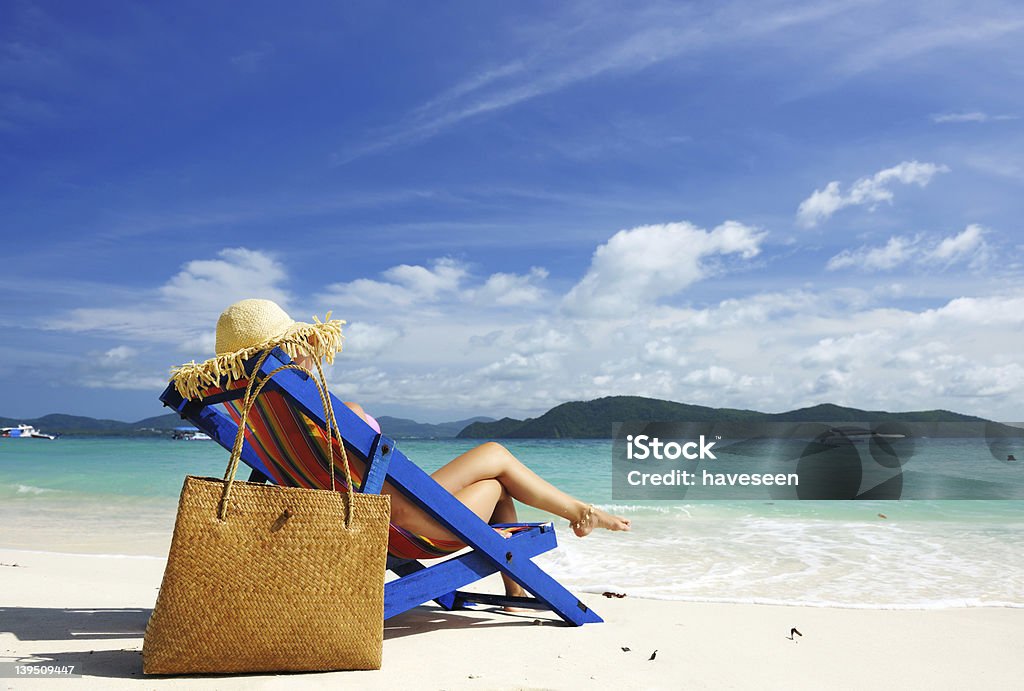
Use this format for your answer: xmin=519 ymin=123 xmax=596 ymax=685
xmin=209 ymin=380 xmax=463 ymax=560
xmin=218 ymin=380 xmax=360 ymax=491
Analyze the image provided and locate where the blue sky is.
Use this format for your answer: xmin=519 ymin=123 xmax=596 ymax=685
xmin=2 ymin=0 xmax=1023 ymax=423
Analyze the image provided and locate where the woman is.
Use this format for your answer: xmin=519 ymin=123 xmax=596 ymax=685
xmin=172 ymin=299 xmax=630 ymax=601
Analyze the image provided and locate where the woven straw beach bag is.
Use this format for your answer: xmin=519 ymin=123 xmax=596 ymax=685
xmin=143 ymin=355 xmax=391 ymax=674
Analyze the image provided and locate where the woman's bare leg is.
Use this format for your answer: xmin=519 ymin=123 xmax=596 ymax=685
xmin=342 ymin=397 xmax=628 ymax=534
xmin=387 ymin=480 xmax=529 ymax=602
xmin=382 ymin=442 xmax=629 ymax=540
xmin=384 ymin=478 xmax=506 ymax=543
xmin=431 ymin=442 xmax=630 ymax=535
xmin=490 ymin=486 xmax=529 ymax=602
xmin=370 ymin=423 xmax=628 ymax=553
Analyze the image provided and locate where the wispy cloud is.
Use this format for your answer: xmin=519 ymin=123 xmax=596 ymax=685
xmin=827 ymin=224 xmax=990 ymax=271
xmin=836 ymin=15 xmax=1024 ymax=75
xmin=230 ymin=43 xmax=274 ymax=73
xmin=334 ymin=1 xmax=1024 ymax=164
xmin=931 ymin=111 xmax=1018 ymax=123
xmin=827 ymin=235 xmax=920 ymax=271
xmin=333 ymin=1 xmax=864 ymax=163
xmin=0 ymin=92 xmax=58 ymax=132
xmin=797 ymin=161 xmax=949 ymax=228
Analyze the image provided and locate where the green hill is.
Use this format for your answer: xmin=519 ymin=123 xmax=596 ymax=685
xmin=134 ymin=412 xmax=190 ymax=430
xmin=0 ymin=412 xmax=184 ymax=436
xmin=457 ymin=396 xmax=1009 ymax=439
xmin=459 ymin=417 xmax=531 ymax=438
xmin=766 ymin=403 xmax=985 ymax=423
xmin=373 ymin=416 xmax=494 ymax=439
xmin=458 ymin=396 xmax=764 ymax=438
xmin=4 ymin=399 xmax=1012 ymax=439
xmin=0 ymin=411 xmax=489 ymax=438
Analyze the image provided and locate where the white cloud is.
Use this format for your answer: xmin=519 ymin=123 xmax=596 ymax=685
xmin=78 ymin=345 xmax=167 ymax=391
xmin=797 ymin=161 xmax=950 ymax=227
xmin=562 ymin=221 xmax=765 ymax=316
xmin=931 ymin=111 xmax=1018 ymax=124
xmin=641 ymin=338 xmax=687 ymax=368
xmin=159 ymin=247 xmax=290 ymax=310
xmin=341 ymin=322 xmax=403 ymax=360
xmin=479 ymin=352 xmax=561 ymax=381
xmin=922 ymin=293 xmax=1024 ymax=326
xmin=57 ymin=248 xmax=291 ymax=344
xmin=321 ymin=258 xmax=468 ymax=309
xmin=321 ymin=258 xmax=550 ymax=311
xmin=475 ymin=322 xmax=573 ymax=357
xmin=100 ymin=345 xmax=137 ymax=365
xmin=828 ymin=236 xmax=919 ymax=271
xmin=79 ymin=369 xmax=169 ymax=392
xmin=941 ymin=363 xmax=1024 ymax=398
xmin=470 ymin=267 xmax=549 ymax=306
xmin=827 ymin=225 xmax=989 ymax=272
xmin=177 ymin=331 xmax=216 ymax=355
xmin=43 ymin=234 xmax=1024 ymax=422
xmin=682 ymin=365 xmax=749 ymax=388
xmin=382 ymin=260 xmax=466 ymax=299
xmin=926 ymin=224 xmax=986 ymax=264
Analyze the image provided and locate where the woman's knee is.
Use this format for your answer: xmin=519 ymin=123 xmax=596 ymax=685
xmin=478 ymin=441 xmax=509 ymax=457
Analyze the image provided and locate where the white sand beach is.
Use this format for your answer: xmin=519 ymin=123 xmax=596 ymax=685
xmin=2 ymin=548 xmax=1022 ymax=690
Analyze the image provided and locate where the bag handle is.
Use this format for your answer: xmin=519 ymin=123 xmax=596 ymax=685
xmin=218 ymin=348 xmax=355 ymax=528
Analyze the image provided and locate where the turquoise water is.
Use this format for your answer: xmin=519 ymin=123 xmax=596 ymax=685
xmin=1 ymin=437 xmax=1022 ymax=608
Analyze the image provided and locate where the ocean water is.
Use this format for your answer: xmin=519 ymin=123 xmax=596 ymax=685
xmin=1 ymin=437 xmax=1022 ymax=609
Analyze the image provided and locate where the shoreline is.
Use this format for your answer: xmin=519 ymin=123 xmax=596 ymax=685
xmin=3 ymin=549 xmax=1023 ymax=689
xmin=2 ymin=545 xmax=1022 ymax=611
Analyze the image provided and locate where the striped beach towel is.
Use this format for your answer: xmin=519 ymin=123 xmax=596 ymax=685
xmin=213 ymin=383 xmax=466 ymax=561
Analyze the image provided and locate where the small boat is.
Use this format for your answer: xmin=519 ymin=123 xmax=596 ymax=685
xmin=820 ymin=426 xmax=906 ymax=444
xmin=1 ymin=424 xmax=58 ymax=440
xmin=172 ymin=426 xmax=212 ymax=441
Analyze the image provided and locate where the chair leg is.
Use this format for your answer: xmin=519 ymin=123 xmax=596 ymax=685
xmin=384 ymin=526 xmax=602 ymax=625
xmin=387 ymin=557 xmax=458 ymax=610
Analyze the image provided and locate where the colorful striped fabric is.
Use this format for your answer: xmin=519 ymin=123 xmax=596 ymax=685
xmin=214 ymin=382 xmax=466 ymax=561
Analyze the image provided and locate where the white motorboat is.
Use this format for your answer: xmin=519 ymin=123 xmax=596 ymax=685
xmin=1 ymin=424 xmax=58 ymax=440
xmin=171 ymin=426 xmax=212 ymax=441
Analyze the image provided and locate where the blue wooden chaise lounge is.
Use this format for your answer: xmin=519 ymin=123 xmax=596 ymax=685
xmin=159 ymin=346 xmax=602 ymax=626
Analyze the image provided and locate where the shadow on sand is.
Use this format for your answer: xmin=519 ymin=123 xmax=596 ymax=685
xmin=0 ymin=603 xmax=554 ymax=679
xmin=0 ymin=606 xmax=149 ymax=679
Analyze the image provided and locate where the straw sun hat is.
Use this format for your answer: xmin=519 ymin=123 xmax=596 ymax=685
xmin=170 ymin=299 xmax=344 ymax=400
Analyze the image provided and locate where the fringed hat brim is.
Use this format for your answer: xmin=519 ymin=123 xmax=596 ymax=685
xmin=170 ymin=317 xmax=344 ymax=400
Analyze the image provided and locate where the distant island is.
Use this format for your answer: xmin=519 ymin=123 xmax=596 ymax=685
xmin=3 ymin=397 xmax=1019 ymax=439
xmin=457 ymin=397 xmax=1021 ymax=439
xmin=373 ymin=416 xmax=494 ymax=439
xmin=0 ymin=412 xmax=494 ymax=440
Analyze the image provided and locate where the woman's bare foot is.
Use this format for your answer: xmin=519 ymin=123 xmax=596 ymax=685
xmin=571 ymin=503 xmax=631 ymax=537
xmin=501 ymin=580 xmax=531 ymax=612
